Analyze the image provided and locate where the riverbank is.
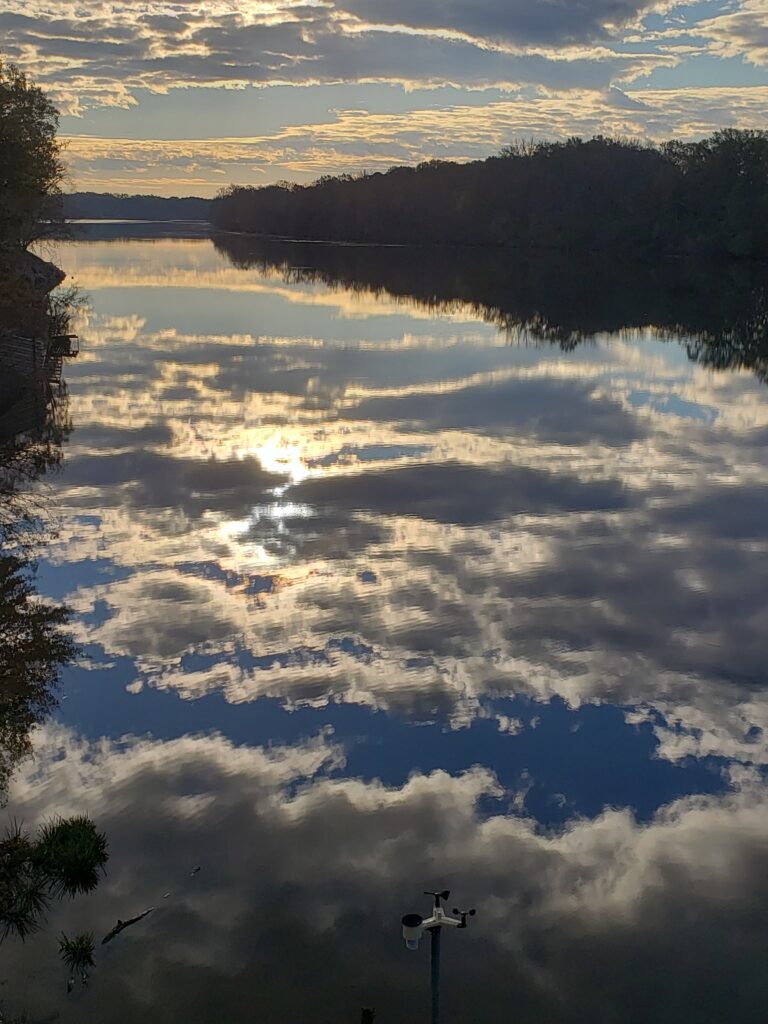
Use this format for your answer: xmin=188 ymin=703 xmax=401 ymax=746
xmin=0 ymin=247 xmax=64 ymax=334
xmin=0 ymin=247 xmax=68 ymax=432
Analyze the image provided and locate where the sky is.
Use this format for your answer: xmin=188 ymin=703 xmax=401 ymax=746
xmin=4 ymin=0 xmax=768 ymax=196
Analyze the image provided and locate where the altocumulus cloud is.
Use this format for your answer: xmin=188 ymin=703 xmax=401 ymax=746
xmin=1 ymin=0 xmax=671 ymax=113
xmin=2 ymin=0 xmax=765 ymax=189
xmin=60 ymin=83 xmax=768 ymax=194
xmin=333 ymin=0 xmax=682 ymax=46
xmin=694 ymin=0 xmax=768 ymax=66
xmin=43 ymin=278 xmax=768 ymax=767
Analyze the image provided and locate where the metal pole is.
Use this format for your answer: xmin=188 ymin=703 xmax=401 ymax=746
xmin=430 ymin=926 xmax=441 ymax=1024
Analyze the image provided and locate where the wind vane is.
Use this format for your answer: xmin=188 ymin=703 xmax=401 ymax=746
xmin=401 ymin=889 xmax=476 ymax=1024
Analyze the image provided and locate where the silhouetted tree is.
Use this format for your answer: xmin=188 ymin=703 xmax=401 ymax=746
xmin=0 ymin=59 xmax=63 ymax=249
xmin=0 ymin=383 xmax=75 ymax=804
xmin=0 ymin=552 xmax=76 ymax=805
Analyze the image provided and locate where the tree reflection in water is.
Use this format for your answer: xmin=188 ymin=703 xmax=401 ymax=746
xmin=0 ymin=369 xmax=107 ymax=952
xmin=213 ymin=233 xmax=768 ymax=383
xmin=0 ymin=381 xmax=74 ymax=804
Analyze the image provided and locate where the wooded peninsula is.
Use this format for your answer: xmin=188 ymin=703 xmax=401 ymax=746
xmin=209 ymin=131 xmax=768 ymax=260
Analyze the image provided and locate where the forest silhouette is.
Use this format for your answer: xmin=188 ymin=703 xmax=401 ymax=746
xmin=211 ymin=131 xmax=768 ymax=259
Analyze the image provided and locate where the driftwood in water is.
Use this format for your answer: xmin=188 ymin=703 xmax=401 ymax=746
xmin=101 ymin=907 xmax=156 ymax=945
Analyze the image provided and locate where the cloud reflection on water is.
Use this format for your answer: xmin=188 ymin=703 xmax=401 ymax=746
xmin=4 ymin=724 xmax=768 ymax=1023
xmin=6 ymin=230 xmax=768 ymax=1019
xmin=37 ymin=237 xmax=768 ymax=769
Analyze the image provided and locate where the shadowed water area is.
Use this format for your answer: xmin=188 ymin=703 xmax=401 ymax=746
xmin=3 ymin=222 xmax=768 ymax=1022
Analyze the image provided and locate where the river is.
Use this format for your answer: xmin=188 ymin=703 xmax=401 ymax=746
xmin=3 ymin=223 xmax=768 ymax=1022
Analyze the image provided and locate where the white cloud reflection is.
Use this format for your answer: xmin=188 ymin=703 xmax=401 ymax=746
xmin=6 ymin=232 xmax=768 ymax=1021
xmin=3 ymin=722 xmax=768 ymax=1022
xmin=31 ymin=236 xmax=768 ymax=778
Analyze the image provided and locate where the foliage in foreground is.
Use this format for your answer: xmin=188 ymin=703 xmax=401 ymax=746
xmin=59 ymin=930 xmax=96 ymax=989
xmin=0 ymin=817 xmax=108 ymax=941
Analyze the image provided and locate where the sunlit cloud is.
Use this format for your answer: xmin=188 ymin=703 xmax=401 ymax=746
xmin=60 ymin=83 xmax=768 ymax=194
xmin=694 ymin=0 xmax=768 ymax=65
xmin=2 ymin=0 xmax=674 ymax=115
xmin=2 ymin=0 xmax=761 ymax=190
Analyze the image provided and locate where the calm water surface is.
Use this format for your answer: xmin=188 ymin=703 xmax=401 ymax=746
xmin=5 ymin=226 xmax=768 ymax=1022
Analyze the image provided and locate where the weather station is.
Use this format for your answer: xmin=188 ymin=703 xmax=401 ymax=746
xmin=401 ymin=890 xmax=476 ymax=1024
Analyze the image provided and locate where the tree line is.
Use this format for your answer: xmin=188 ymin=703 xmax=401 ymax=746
xmin=210 ymin=131 xmax=768 ymax=259
xmin=61 ymin=192 xmax=210 ymax=221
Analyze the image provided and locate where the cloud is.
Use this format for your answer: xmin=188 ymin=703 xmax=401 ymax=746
xmin=4 ymin=724 xmax=768 ymax=1023
xmin=695 ymin=0 xmax=768 ymax=66
xmin=1 ymin=1 xmax=673 ymax=116
xmin=4 ymin=0 xmax=766 ymax=192
xmin=291 ymin=461 xmax=630 ymax=524
xmin=334 ymin=0 xmax=674 ymax=46
xmin=59 ymin=84 xmax=768 ymax=194
xmin=39 ymin=243 xmax=768 ymax=773
xmin=345 ymin=375 xmax=646 ymax=445
xmin=61 ymin=451 xmax=287 ymax=517
xmin=82 ymin=569 xmax=255 ymax=662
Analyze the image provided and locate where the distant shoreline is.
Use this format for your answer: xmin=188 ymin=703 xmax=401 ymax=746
xmin=208 ymin=227 xmax=768 ymax=268
xmin=209 ymin=132 xmax=768 ymax=262
xmin=60 ymin=193 xmax=211 ymax=221
xmin=57 ymin=219 xmax=768 ymax=267
xmin=65 ymin=217 xmax=210 ymax=225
